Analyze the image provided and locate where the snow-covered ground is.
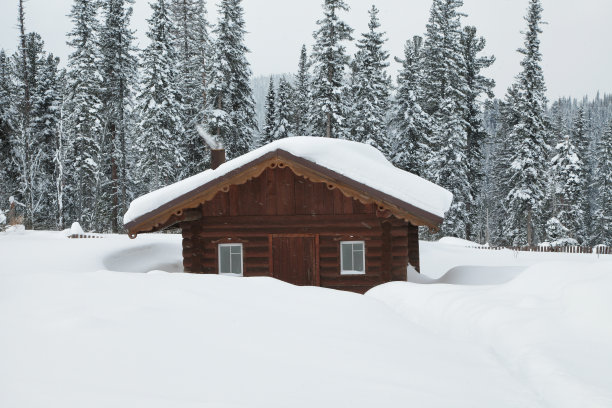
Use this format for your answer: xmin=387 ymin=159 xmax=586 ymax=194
xmin=1 ymin=229 xmax=611 ymax=407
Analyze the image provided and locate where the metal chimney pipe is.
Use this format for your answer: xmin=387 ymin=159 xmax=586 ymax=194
xmin=211 ymin=149 xmax=226 ymax=170
xmin=196 ymin=125 xmax=225 ymax=170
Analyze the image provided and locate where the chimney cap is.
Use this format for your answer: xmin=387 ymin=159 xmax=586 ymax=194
xmin=196 ymin=125 xmax=223 ymax=150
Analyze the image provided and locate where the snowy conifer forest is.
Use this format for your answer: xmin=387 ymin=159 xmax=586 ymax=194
xmin=1 ymin=0 xmax=611 ymax=247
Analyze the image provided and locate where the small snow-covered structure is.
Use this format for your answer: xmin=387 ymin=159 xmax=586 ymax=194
xmin=124 ymin=137 xmax=452 ymax=293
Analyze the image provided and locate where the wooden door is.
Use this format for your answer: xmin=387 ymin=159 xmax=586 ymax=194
xmin=271 ymin=235 xmax=318 ymax=286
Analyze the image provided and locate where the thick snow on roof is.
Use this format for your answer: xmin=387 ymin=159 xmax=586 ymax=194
xmin=123 ymin=137 xmax=453 ymax=225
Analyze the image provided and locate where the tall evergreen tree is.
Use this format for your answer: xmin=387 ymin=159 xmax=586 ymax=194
xmin=12 ymin=6 xmax=59 ymax=228
xmin=570 ymin=107 xmax=594 ymax=242
xmin=310 ymin=0 xmax=353 ymax=139
xmin=272 ymin=77 xmax=294 ymax=140
xmin=170 ymin=0 xmax=210 ymax=174
xmin=291 ymin=45 xmax=311 ymax=136
xmin=391 ymin=36 xmax=430 ymax=177
xmin=261 ymin=77 xmax=275 ymax=145
xmin=504 ymin=0 xmax=550 ymax=246
xmin=0 ymin=50 xmax=17 ymax=207
xmin=99 ymin=0 xmax=137 ymax=232
xmin=31 ymin=47 xmax=64 ymax=228
xmin=347 ymin=6 xmax=391 ymax=155
xmin=461 ymin=25 xmax=495 ymax=239
xmin=593 ymin=121 xmax=612 ymax=245
xmin=206 ymin=0 xmax=256 ymax=159
xmin=134 ymin=0 xmax=184 ymax=191
xmin=550 ymin=134 xmax=585 ymax=242
xmin=65 ymin=0 xmax=103 ymax=230
xmin=421 ymin=0 xmax=471 ymax=238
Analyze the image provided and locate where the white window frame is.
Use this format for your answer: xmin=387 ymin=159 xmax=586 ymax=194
xmin=340 ymin=241 xmax=366 ymax=275
xmin=218 ymin=243 xmax=243 ymax=276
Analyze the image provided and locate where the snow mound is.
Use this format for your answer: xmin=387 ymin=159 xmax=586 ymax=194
xmin=0 ymin=270 xmax=540 ymax=407
xmin=124 ymin=137 xmax=453 ymax=225
xmin=69 ymin=222 xmax=85 ymax=236
xmin=436 ymin=265 xmax=524 ymax=285
xmin=438 ymin=236 xmax=485 ymax=247
xmin=368 ymin=261 xmax=612 ymax=408
xmin=102 ymin=243 xmax=184 ymax=273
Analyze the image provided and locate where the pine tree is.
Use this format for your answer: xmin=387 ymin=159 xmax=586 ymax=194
xmin=291 ymin=45 xmax=311 ymax=136
xmin=272 ymin=77 xmax=294 ymax=140
xmin=31 ymin=47 xmax=64 ymax=229
xmin=206 ymin=0 xmax=256 ymax=159
xmin=391 ymin=36 xmax=430 ymax=177
xmin=461 ymin=25 xmax=495 ymax=240
xmin=593 ymin=121 xmax=612 ymax=245
xmin=504 ymin=0 xmax=550 ymax=246
xmin=170 ymin=0 xmax=210 ymax=175
xmin=0 ymin=50 xmax=17 ymax=207
xmin=12 ymin=0 xmax=35 ymax=228
xmin=421 ymin=0 xmax=471 ymax=238
xmin=347 ymin=6 xmax=391 ymax=155
xmin=310 ymin=0 xmax=353 ymax=139
xmin=261 ymin=77 xmax=276 ymax=145
xmin=134 ymin=0 xmax=184 ymax=191
xmin=65 ymin=0 xmax=103 ymax=230
xmin=570 ymin=107 xmax=595 ymax=242
xmin=99 ymin=0 xmax=137 ymax=232
xmin=550 ymin=134 xmax=584 ymax=242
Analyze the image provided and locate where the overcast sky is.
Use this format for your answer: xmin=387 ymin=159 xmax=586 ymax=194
xmin=1 ymin=0 xmax=611 ymax=101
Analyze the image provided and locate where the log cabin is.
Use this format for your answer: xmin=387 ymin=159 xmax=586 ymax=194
xmin=123 ymin=137 xmax=452 ymax=293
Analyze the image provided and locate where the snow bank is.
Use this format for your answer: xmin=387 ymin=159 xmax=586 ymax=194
xmin=437 ymin=236 xmax=485 ymax=247
xmin=0 ymin=230 xmax=183 ymax=274
xmin=420 ymin=239 xmax=609 ymax=279
xmin=3 ymin=231 xmax=611 ymax=406
xmin=0 ymin=275 xmax=538 ymax=407
xmin=123 ymin=137 xmax=453 ymax=225
xmin=368 ymin=261 xmax=612 ymax=408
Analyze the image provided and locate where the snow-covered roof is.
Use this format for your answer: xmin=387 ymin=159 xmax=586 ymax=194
xmin=123 ymin=137 xmax=453 ymax=230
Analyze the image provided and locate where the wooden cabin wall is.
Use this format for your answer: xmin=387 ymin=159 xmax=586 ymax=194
xmin=181 ymin=166 xmax=418 ymax=293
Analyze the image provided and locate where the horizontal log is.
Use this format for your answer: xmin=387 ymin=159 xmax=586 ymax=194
xmin=201 ymin=214 xmax=383 ymax=225
xmin=197 ymin=228 xmax=384 ymax=237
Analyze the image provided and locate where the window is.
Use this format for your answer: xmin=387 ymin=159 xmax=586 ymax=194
xmin=340 ymin=241 xmax=365 ymax=275
xmin=218 ymin=243 xmax=243 ymax=276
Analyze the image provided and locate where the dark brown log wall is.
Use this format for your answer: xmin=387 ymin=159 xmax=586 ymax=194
xmin=181 ymin=166 xmax=419 ymax=293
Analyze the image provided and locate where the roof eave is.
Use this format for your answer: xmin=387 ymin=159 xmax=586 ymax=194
xmin=124 ymin=149 xmax=445 ymax=236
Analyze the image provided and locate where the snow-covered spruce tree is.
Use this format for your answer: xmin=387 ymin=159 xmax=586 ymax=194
xmin=310 ymin=0 xmax=353 ymax=139
xmin=0 ymin=50 xmax=17 ymax=207
xmin=487 ymin=86 xmax=522 ymax=245
xmin=391 ymin=36 xmax=430 ymax=177
xmin=550 ymin=134 xmax=585 ymax=242
xmin=170 ymin=0 xmax=210 ymax=175
xmin=292 ymin=45 xmax=311 ymax=136
xmin=134 ymin=0 xmax=184 ymax=191
xmin=460 ymin=25 xmax=495 ymax=240
xmin=13 ymin=11 xmax=61 ymax=228
xmin=11 ymin=0 xmax=35 ymax=229
xmin=53 ymin=76 xmax=69 ymax=230
xmin=569 ymin=107 xmax=593 ymax=243
xmin=504 ymin=0 xmax=550 ymax=246
xmin=272 ymin=77 xmax=294 ymax=140
xmin=30 ymin=46 xmax=64 ymax=229
xmin=421 ymin=0 xmax=471 ymax=239
xmin=261 ymin=77 xmax=276 ymax=145
xmin=593 ymin=121 xmax=612 ymax=245
xmin=206 ymin=0 xmax=256 ymax=159
xmin=99 ymin=0 xmax=137 ymax=232
xmin=65 ymin=0 xmax=104 ymax=230
xmin=347 ymin=6 xmax=391 ymax=155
